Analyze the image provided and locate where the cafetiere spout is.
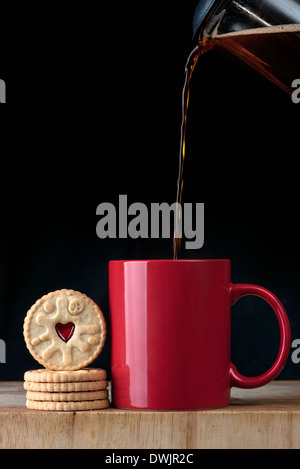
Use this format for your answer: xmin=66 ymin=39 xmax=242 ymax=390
xmin=193 ymin=0 xmax=230 ymax=38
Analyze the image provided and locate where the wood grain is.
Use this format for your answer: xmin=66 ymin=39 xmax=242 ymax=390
xmin=1 ymin=381 xmax=300 ymax=449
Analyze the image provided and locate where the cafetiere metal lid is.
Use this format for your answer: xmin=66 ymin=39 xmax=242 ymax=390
xmin=193 ymin=0 xmax=300 ymax=38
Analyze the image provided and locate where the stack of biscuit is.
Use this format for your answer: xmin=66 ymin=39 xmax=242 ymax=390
xmin=23 ymin=289 xmax=110 ymax=411
xmin=24 ymin=368 xmax=110 ymax=411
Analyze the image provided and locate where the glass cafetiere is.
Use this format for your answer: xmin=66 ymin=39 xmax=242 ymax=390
xmin=193 ymin=0 xmax=300 ymax=94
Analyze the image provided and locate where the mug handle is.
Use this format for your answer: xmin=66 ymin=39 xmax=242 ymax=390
xmin=229 ymin=283 xmax=291 ymax=389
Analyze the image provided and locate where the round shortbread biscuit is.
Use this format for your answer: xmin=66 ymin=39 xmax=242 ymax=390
xmin=23 ymin=290 xmax=107 ymax=371
xmin=24 ymin=379 xmax=108 ymax=392
xmin=26 ymin=398 xmax=110 ymax=411
xmin=26 ymin=389 xmax=108 ymax=401
xmin=24 ymin=368 xmax=107 ymax=383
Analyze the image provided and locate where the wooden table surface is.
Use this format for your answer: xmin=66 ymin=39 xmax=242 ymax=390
xmin=1 ymin=380 xmax=300 ymax=449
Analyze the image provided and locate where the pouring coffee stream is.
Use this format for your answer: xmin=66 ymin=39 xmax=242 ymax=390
xmin=173 ymin=44 xmax=202 ymax=260
xmin=173 ymin=0 xmax=300 ymax=259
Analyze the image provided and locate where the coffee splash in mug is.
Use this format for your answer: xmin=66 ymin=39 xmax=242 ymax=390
xmin=173 ymin=23 xmax=300 ymax=259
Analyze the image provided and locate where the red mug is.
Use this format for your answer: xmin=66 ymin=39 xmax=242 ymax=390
xmin=109 ymin=259 xmax=291 ymax=410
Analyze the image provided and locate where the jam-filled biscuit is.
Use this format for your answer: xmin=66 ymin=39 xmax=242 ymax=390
xmin=23 ymin=289 xmax=107 ymax=371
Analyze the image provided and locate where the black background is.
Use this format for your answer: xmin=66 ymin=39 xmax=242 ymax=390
xmin=0 ymin=0 xmax=299 ymax=381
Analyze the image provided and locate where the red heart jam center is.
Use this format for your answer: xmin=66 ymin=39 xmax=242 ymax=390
xmin=55 ymin=323 xmax=75 ymax=343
